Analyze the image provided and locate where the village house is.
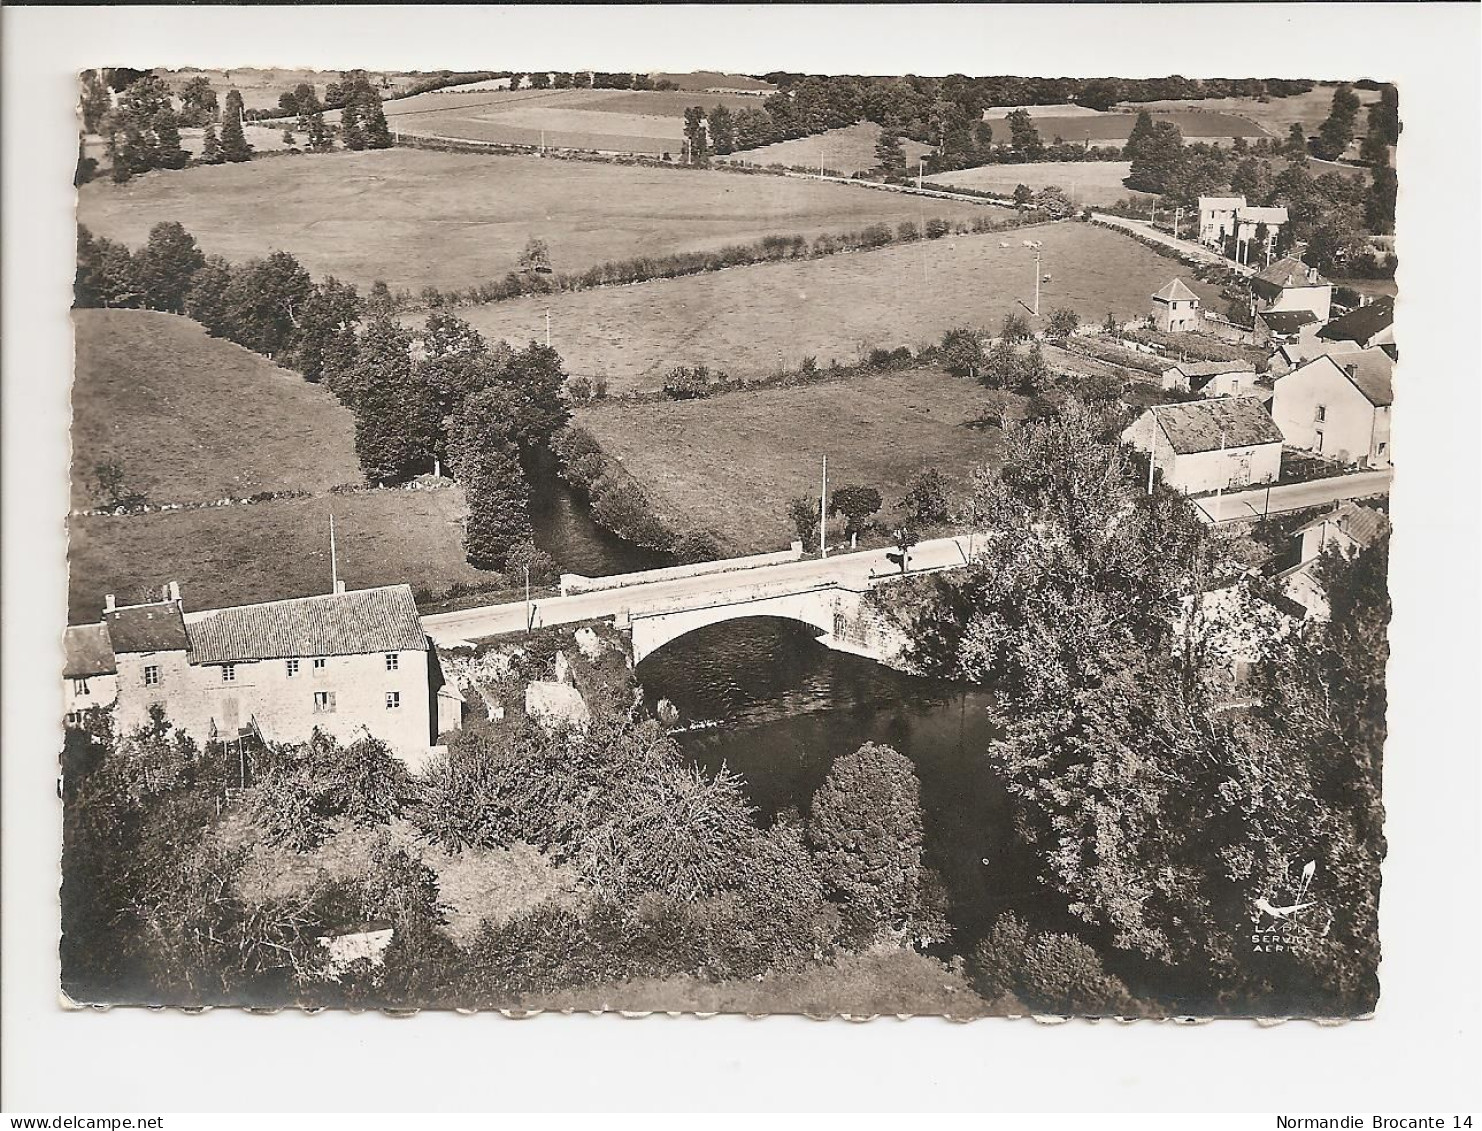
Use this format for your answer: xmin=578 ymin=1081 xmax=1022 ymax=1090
xmin=1266 ymin=338 xmax=1364 ymax=378
xmin=1159 ymin=359 xmax=1260 ymax=397
xmin=1150 ymin=278 xmax=1202 ymax=333
xmin=1173 ymin=576 xmax=1302 ymax=686
xmin=1279 ymin=502 xmax=1390 ymax=620
xmin=1250 ymin=256 xmax=1333 ymax=326
xmin=1122 ymin=397 xmax=1284 ymax=495
xmin=62 ymin=582 xmax=463 ymax=772
xmin=1271 ymin=347 xmax=1394 ymax=466
xmin=1198 ymin=195 xmax=1245 ymax=248
xmin=1317 ymin=295 xmax=1396 ymax=357
xmin=1232 ymin=205 xmax=1289 ymax=267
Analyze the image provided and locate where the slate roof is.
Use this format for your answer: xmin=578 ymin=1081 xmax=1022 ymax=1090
xmin=1152 ymin=278 xmax=1200 ymax=304
xmin=1327 ymin=348 xmax=1394 ymax=407
xmin=1149 ymin=397 xmax=1284 ymax=455
xmin=63 ymin=623 xmax=116 ymax=678
xmin=1252 ymin=256 xmax=1328 ymax=297
xmin=104 ymin=602 xmax=190 ymax=654
xmin=1297 ymin=503 xmax=1390 ymax=549
xmin=1165 ymin=359 xmax=1257 ymax=379
xmin=1318 ymin=297 xmax=1395 ymax=346
xmin=1259 ymin=309 xmax=1320 ymax=333
xmin=184 ymin=585 xmax=427 ymax=664
xmin=1199 ymin=195 xmax=1245 ymax=211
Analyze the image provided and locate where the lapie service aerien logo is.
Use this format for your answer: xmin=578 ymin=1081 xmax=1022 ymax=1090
xmin=1250 ymin=859 xmax=1333 ymax=953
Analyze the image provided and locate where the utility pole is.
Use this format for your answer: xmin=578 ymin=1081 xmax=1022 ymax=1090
xmin=329 ymin=512 xmax=338 ymax=593
xmin=545 ymin=308 xmax=551 ymax=347
xmin=1173 ymin=207 xmax=1184 ymax=241
xmin=819 ymin=454 xmax=828 ymax=559
xmin=524 ymin=565 xmax=532 ymax=634
xmin=917 ymin=157 xmax=924 ymax=191
xmin=1033 ymin=246 xmax=1042 ymax=317
xmin=1147 ymin=411 xmax=1158 ymax=495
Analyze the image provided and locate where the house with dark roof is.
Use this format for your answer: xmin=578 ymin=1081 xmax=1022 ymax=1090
xmin=64 ymin=583 xmax=462 ymax=771
xmin=1151 ymin=278 xmax=1201 ymax=333
xmin=1159 ymin=358 xmax=1259 ymax=397
xmin=62 ymin=622 xmax=117 ymax=721
xmin=1318 ymin=296 xmax=1395 ymax=356
xmin=1272 ymin=348 xmax=1393 ymax=467
xmin=1256 ymin=307 xmax=1321 ymax=348
xmin=1279 ymin=503 xmax=1390 ymax=619
xmin=1251 ymin=256 xmax=1333 ymax=326
xmin=1122 ymin=397 xmax=1284 ymax=494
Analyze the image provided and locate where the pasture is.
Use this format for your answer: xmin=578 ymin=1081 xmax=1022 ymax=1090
xmin=71 ymin=310 xmax=360 ymax=511
xmin=453 ymin=221 xmax=1224 ymax=394
xmin=982 ymin=106 xmax=1264 ymax=146
xmin=68 ymin=487 xmax=487 ymax=622
xmin=77 ymin=148 xmax=988 ymax=293
xmin=575 ymin=368 xmax=1016 ymax=553
xmin=932 ymin=160 xmax=1151 ymax=206
xmin=82 ymin=124 xmax=295 ymax=165
xmin=650 ymin=72 xmax=776 ymax=93
xmin=727 ymin=122 xmax=933 ymax=175
xmin=1120 ymin=86 xmax=1382 ymax=143
xmin=158 ymin=68 xmax=423 ymax=113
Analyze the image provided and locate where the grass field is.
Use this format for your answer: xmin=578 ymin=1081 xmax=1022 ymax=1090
xmin=157 ymin=69 xmax=425 ymax=113
xmin=453 ymin=221 xmax=1224 ymax=394
xmin=933 ymin=160 xmax=1151 ymax=206
xmin=67 ymin=486 xmax=488 ymax=622
xmin=77 ymin=148 xmax=988 ymax=293
xmin=982 ymin=106 xmax=1264 ymax=146
xmin=650 ymin=71 xmax=776 ymax=93
xmin=575 ymin=368 xmax=1014 ymax=553
xmin=1119 ymin=86 xmax=1382 ymax=143
xmin=71 ymin=310 xmax=359 ymax=510
xmin=82 ymin=124 xmax=296 ymax=165
xmin=727 ymin=122 xmax=933 ymax=175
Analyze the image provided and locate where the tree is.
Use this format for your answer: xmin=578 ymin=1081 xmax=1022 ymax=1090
xmin=1365 ymin=165 xmax=1397 ymax=235
xmin=940 ymin=327 xmax=985 ymax=380
xmin=519 ymin=237 xmax=552 ymax=275
xmin=828 ymin=485 xmax=882 ymax=541
xmin=682 ymin=106 xmax=709 ymax=165
xmin=1312 ymin=84 xmax=1361 ymax=162
xmin=152 ymin=107 xmax=190 ymax=170
xmin=1000 ymin=311 xmax=1032 ymax=342
xmin=1286 ymin=122 xmax=1310 ymax=161
xmin=341 ymin=99 xmax=365 ymax=150
xmin=808 ymin=742 xmax=927 ymax=943
xmin=1005 ymin=108 xmax=1044 ymax=159
xmin=359 ymin=88 xmax=394 ymax=149
xmin=219 ymin=251 xmax=312 ymax=357
xmin=1044 ymin=308 xmax=1080 ymax=342
xmin=178 ymin=76 xmax=218 ymax=126
xmin=1126 ymin=120 xmax=1184 ymax=194
xmin=184 ymin=255 xmax=234 ymax=333
xmin=219 ymin=90 xmax=253 ymax=162
xmin=461 ymin=434 xmax=533 ymax=570
xmin=1012 ymin=183 xmax=1033 ymax=210
xmin=134 ymin=221 xmax=205 ymax=314
xmin=875 ymin=129 xmax=906 ymax=182
xmin=708 ymin=104 xmax=736 ymax=155
xmin=294 ymin=277 xmax=362 ymax=384
xmin=900 ymin=468 xmax=951 ymax=526
xmin=970 ymin=914 xmax=1135 ymax=1014
xmin=347 ymin=319 xmax=440 ymax=483
xmin=787 ymin=496 xmax=821 ymax=548
xmin=80 ymin=70 xmax=114 ymax=134
xmin=1123 ymin=110 xmax=1156 ymax=162
xmin=295 ymin=84 xmax=332 ymax=152
xmin=504 ymin=540 xmax=558 ymax=586
xmin=672 ymin=530 xmax=723 ymax=565
xmin=199 ymin=122 xmax=224 ymax=165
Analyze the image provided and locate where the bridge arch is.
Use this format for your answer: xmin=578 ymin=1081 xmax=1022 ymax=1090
xmin=626 ymin=587 xmax=851 ymax=666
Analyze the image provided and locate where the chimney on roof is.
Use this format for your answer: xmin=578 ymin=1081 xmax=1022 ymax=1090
xmin=1343 ymin=362 xmax=1359 ymax=377
xmin=1307 ymin=265 xmax=1319 ymax=283
xmin=104 ymin=594 xmax=116 ymax=613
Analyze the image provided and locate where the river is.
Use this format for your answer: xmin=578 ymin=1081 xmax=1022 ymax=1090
xmin=530 ymin=478 xmax=1070 ymax=950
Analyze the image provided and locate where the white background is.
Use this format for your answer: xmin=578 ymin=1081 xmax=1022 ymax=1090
xmin=3 ymin=3 xmax=1478 ymax=1114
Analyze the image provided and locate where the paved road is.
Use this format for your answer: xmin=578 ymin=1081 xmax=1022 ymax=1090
xmin=1193 ymin=469 xmax=1393 ymax=524
xmin=1090 ymin=212 xmax=1254 ymax=276
xmin=422 ymin=536 xmax=975 ymax=645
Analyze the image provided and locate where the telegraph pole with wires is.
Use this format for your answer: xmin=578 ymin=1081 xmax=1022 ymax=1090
xmin=329 ymin=512 xmax=339 ymax=593
xmin=545 ymin=308 xmax=551 ymax=348
xmin=819 ymin=455 xmax=828 ymax=559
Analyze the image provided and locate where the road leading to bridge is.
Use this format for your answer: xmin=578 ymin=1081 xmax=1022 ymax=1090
xmin=1193 ymin=468 xmax=1393 ymax=523
xmin=421 ymin=536 xmax=975 ymax=646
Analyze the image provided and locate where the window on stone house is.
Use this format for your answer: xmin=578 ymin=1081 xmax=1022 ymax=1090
xmin=144 ymin=665 xmax=160 ymax=687
xmin=385 ymin=653 xmax=399 ymax=671
xmin=313 ymin=691 xmax=336 ymax=713
xmin=286 ymin=658 xmax=299 ymax=677
xmin=1315 ymin=404 xmax=1327 ymax=422
xmin=386 ymin=691 xmax=401 ymax=710
xmin=313 ymin=657 xmax=327 ymax=672
xmin=221 ymin=664 xmax=236 ymax=683
xmin=73 ymin=678 xmax=89 ymax=695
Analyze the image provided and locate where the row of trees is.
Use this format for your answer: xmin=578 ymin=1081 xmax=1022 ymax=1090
xmin=75 ymin=221 xmax=567 ymax=571
xmin=889 ymin=399 xmax=1386 ymax=1013
xmin=62 ymin=702 xmax=943 ymax=1005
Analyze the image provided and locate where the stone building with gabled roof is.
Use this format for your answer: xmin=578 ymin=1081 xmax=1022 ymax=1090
xmin=1251 ymin=256 xmax=1333 ymax=325
xmin=1271 ymin=347 xmax=1393 ymax=467
xmin=64 ymin=583 xmax=461 ymax=771
xmin=1122 ymin=397 xmax=1284 ymax=494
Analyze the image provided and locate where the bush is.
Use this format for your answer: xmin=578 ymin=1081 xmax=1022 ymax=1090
xmin=504 ymin=539 xmax=560 ymax=586
xmin=663 ymin=365 xmax=716 ymax=400
xmin=969 ymin=913 xmax=1135 ymax=1015
xmin=900 ymin=468 xmax=952 ymax=526
xmin=321 ymin=736 xmax=410 ymax=826
xmin=251 ymin=760 xmax=329 ymax=851
xmin=807 ymin=742 xmax=927 ymax=944
xmin=672 ymin=530 xmax=723 ymax=564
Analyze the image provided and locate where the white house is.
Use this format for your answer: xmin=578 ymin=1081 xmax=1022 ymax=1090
xmin=1279 ymin=503 xmax=1390 ymax=620
xmin=1122 ymin=397 xmax=1284 ymax=495
xmin=64 ymin=583 xmax=462 ymax=772
xmin=1150 ymin=278 xmax=1202 ymax=333
xmin=1160 ymin=359 xmax=1259 ymax=397
xmin=1250 ymin=256 xmax=1332 ymax=325
xmin=1271 ymin=348 xmax=1393 ymax=466
xmin=1233 ymin=205 xmax=1289 ymax=266
xmin=1198 ymin=195 xmax=1246 ymax=248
